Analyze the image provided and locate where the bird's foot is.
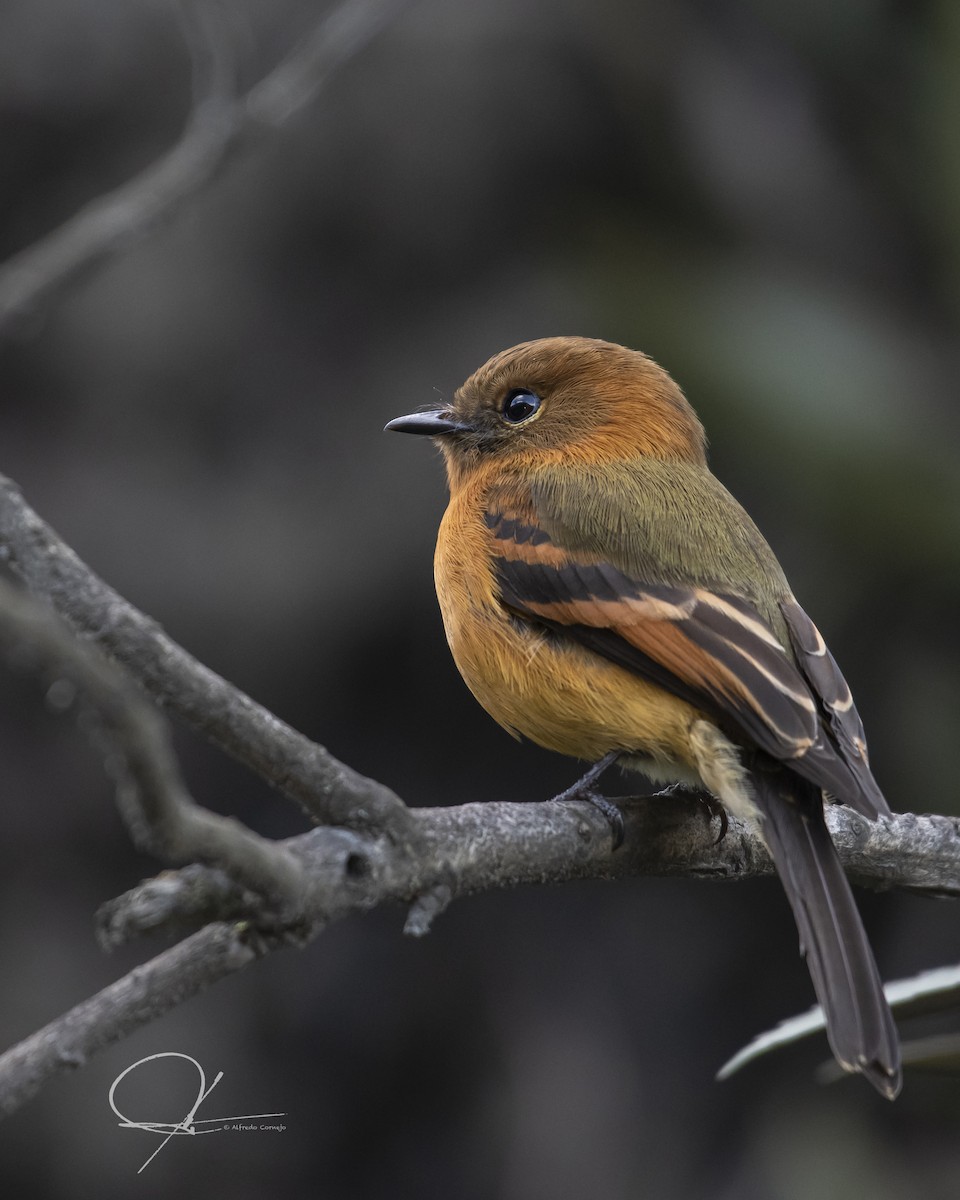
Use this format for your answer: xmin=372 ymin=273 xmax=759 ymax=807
xmin=550 ymin=751 xmax=624 ymax=849
xmin=692 ymin=790 xmax=727 ymax=844
xmin=634 ymin=782 xmax=727 ymax=845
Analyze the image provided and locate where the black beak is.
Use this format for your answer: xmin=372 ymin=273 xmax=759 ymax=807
xmin=384 ymin=410 xmax=470 ymax=436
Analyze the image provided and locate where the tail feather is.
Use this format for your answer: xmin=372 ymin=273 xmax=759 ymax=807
xmin=751 ymin=765 xmax=901 ymax=1099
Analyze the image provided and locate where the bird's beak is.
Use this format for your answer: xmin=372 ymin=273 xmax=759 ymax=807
xmin=384 ymin=410 xmax=471 ymax=436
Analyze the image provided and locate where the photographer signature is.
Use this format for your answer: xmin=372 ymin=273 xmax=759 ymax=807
xmin=108 ymin=1052 xmax=286 ymax=1174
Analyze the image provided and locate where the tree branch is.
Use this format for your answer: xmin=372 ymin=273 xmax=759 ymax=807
xmin=3 ymin=799 xmax=957 ymax=1120
xmin=0 ymin=574 xmax=311 ymax=919
xmin=0 ymin=0 xmax=412 ymax=333
xmin=0 ymin=473 xmax=419 ymax=846
xmin=0 ymin=923 xmax=259 ymax=1119
xmin=97 ymin=802 xmax=960 ymax=952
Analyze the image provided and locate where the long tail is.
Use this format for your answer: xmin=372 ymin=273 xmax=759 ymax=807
xmin=750 ymin=765 xmax=901 ymax=1099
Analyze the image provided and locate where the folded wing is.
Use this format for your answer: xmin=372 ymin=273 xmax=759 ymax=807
xmin=485 ymin=499 xmax=888 ymax=818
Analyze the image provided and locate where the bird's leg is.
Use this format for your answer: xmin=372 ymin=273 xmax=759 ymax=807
xmin=551 ymin=750 xmax=621 ymax=801
xmin=549 ymin=751 xmax=625 ymax=849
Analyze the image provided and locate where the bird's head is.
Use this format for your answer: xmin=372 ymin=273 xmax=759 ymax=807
xmin=385 ymin=337 xmax=707 ymax=488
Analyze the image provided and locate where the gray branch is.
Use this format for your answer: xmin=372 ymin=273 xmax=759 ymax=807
xmin=3 ymin=799 xmax=958 ymax=1119
xmin=0 ymin=473 xmax=419 ymax=847
xmin=0 ymin=575 xmax=311 ymax=918
xmin=0 ymin=924 xmax=260 ymax=1119
xmin=0 ymin=0 xmax=412 ymax=332
xmin=97 ymin=801 xmax=960 ymax=949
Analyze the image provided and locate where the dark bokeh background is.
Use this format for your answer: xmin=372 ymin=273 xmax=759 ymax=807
xmin=1 ymin=0 xmax=959 ymax=1195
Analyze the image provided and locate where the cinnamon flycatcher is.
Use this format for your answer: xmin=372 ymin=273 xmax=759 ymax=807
xmin=386 ymin=336 xmax=900 ymax=1098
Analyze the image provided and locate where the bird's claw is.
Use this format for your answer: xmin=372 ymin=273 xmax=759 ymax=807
xmin=649 ymin=783 xmax=727 ymax=845
xmin=697 ymin=792 xmax=728 ymax=844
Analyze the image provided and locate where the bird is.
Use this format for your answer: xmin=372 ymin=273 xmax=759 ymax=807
xmin=385 ymin=335 xmax=901 ymax=1099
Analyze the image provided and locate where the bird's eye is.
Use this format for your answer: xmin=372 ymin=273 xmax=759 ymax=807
xmin=502 ymin=389 xmax=541 ymax=424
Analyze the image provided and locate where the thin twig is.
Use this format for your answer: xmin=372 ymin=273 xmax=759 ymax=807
xmin=0 ymin=576 xmax=309 ymax=918
xmin=246 ymin=0 xmax=409 ymax=127
xmin=176 ymin=0 xmax=238 ymax=109
xmin=0 ymin=924 xmax=260 ymax=1118
xmin=0 ymin=474 xmax=419 ymax=845
xmin=0 ymin=0 xmax=412 ymax=332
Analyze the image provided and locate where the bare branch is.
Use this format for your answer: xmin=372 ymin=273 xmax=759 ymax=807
xmin=175 ymin=0 xmax=238 ymax=109
xmin=0 ymin=473 xmax=419 ymax=845
xmin=2 ymin=799 xmax=957 ymax=1120
xmin=0 ymin=575 xmax=310 ymax=918
xmin=246 ymin=0 xmax=410 ymax=127
xmin=0 ymin=0 xmax=412 ymax=332
xmin=99 ymin=802 xmax=960 ymax=952
xmin=0 ymin=923 xmax=260 ymax=1119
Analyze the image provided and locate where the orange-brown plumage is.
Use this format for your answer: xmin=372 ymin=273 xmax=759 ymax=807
xmin=441 ymin=338 xmax=707 ymax=492
xmin=434 ymin=459 xmax=703 ymax=770
xmin=387 ymin=335 xmax=901 ymax=1098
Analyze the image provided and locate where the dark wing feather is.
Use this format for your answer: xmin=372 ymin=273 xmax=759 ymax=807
xmin=781 ymin=600 xmax=889 ymax=817
xmin=486 ymin=505 xmax=886 ymax=814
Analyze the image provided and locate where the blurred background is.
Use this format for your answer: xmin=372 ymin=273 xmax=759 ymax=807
xmin=0 ymin=0 xmax=959 ymax=1195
